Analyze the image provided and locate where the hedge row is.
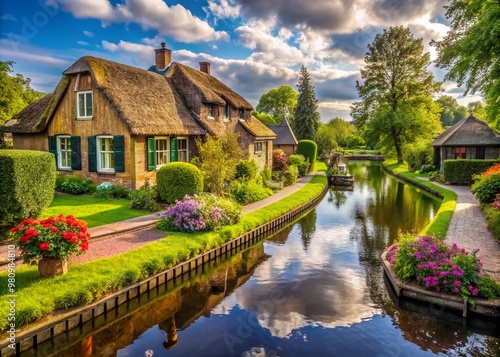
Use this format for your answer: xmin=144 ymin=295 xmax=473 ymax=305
xmin=443 ymin=159 xmax=500 ymax=185
xmin=0 ymin=150 xmax=56 ymax=233
xmin=296 ymin=140 xmax=317 ymax=173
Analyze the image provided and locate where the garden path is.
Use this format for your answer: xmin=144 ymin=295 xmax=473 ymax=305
xmin=0 ymin=173 xmax=319 ymax=270
xmin=420 ymin=180 xmax=500 ymax=282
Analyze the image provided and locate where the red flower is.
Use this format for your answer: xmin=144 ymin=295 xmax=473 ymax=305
xmin=77 ymin=231 xmax=86 ymax=239
xmin=20 ymin=235 xmax=31 ymax=243
xmin=42 ymin=223 xmax=52 ymax=229
xmin=39 ymin=242 xmax=50 ymax=251
xmin=21 ymin=250 xmax=26 ymax=255
xmin=10 ymin=225 xmax=21 ymax=233
xmin=25 ymin=228 xmax=38 ymax=237
xmin=62 ymin=231 xmax=74 ymax=240
xmin=70 ymin=236 xmax=78 ymax=243
xmin=79 ymin=240 xmax=89 ymax=251
xmin=52 ymin=227 xmax=59 ymax=234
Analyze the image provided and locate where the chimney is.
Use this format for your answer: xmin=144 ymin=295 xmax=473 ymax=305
xmin=155 ymin=42 xmax=171 ymax=70
xmin=199 ymin=61 xmax=211 ymax=75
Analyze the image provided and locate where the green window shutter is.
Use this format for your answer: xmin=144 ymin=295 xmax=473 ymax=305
xmin=170 ymin=137 xmax=178 ymax=162
xmin=88 ymin=136 xmax=97 ymax=172
xmin=70 ymin=136 xmax=81 ymax=170
xmin=147 ymin=137 xmax=156 ymax=170
xmin=48 ymin=136 xmax=57 ymax=167
xmin=114 ymin=135 xmax=125 ymax=172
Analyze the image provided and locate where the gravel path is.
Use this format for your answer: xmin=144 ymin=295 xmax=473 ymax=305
xmin=425 ymin=181 xmax=500 ymax=282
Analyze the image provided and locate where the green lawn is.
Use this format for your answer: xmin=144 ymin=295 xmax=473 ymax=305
xmin=42 ymin=195 xmax=153 ymax=228
xmin=0 ymin=175 xmax=328 ymax=332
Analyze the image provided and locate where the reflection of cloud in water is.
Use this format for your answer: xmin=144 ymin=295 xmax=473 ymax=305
xmin=241 ymin=346 xmax=279 ymax=357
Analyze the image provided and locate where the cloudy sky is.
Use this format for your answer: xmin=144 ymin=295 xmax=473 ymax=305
xmin=0 ymin=0 xmax=481 ymax=121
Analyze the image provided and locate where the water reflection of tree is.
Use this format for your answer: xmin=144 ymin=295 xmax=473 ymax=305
xmin=328 ymin=188 xmax=347 ymax=208
xmin=299 ymin=209 xmax=316 ymax=251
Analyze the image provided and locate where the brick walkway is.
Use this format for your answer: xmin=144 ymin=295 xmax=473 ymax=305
xmin=0 ymin=173 xmax=318 ymax=270
xmin=422 ymin=180 xmax=500 ymax=282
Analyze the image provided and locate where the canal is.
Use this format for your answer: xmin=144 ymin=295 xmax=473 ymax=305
xmin=33 ymin=162 xmax=500 ymax=356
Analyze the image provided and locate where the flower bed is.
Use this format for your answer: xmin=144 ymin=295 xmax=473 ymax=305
xmin=388 ymin=235 xmax=500 ymax=304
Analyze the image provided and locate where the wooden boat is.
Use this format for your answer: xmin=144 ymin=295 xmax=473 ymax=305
xmin=328 ymin=174 xmax=354 ymax=186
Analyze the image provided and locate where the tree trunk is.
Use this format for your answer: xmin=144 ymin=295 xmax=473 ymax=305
xmin=392 ymin=131 xmax=403 ymax=163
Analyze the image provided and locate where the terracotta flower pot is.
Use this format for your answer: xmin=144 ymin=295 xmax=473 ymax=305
xmin=38 ymin=257 xmax=68 ymax=277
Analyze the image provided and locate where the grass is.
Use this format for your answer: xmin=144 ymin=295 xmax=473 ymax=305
xmin=313 ymin=160 xmax=327 ymax=172
xmin=42 ymin=194 xmax=152 ymax=228
xmin=0 ymin=175 xmax=328 ymax=333
xmin=384 ymin=160 xmax=457 ymax=238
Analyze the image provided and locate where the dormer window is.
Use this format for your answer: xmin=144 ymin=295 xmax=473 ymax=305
xmin=77 ymin=91 xmax=93 ymax=119
xmin=224 ymin=104 xmax=230 ymax=121
xmin=239 ymin=109 xmax=245 ymax=120
xmin=208 ymin=104 xmax=214 ymax=119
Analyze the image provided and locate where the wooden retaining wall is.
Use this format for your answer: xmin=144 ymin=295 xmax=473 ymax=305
xmin=0 ymin=183 xmax=328 ymax=357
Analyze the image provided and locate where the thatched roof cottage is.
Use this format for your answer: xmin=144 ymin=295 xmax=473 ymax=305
xmin=432 ymin=115 xmax=500 ymax=170
xmin=4 ymin=43 xmax=275 ymax=189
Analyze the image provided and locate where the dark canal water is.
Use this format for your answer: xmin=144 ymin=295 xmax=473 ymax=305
xmin=33 ymin=162 xmax=500 ymax=356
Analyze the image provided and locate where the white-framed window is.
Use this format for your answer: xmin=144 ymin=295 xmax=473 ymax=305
xmin=77 ymin=91 xmax=93 ymax=119
xmin=208 ymin=104 xmax=214 ymax=119
xmin=239 ymin=109 xmax=245 ymax=120
xmin=178 ymin=138 xmax=188 ymax=162
xmin=224 ymin=104 xmax=230 ymax=121
xmin=57 ymin=136 xmax=71 ymax=169
xmin=156 ymin=137 xmax=170 ymax=168
xmin=97 ymin=136 xmax=114 ymax=172
xmin=254 ymin=141 xmax=263 ymax=153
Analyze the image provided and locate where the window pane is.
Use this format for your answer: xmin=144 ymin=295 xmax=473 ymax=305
xmin=78 ymin=94 xmax=85 ymax=117
xmin=86 ymin=92 xmax=93 ymax=117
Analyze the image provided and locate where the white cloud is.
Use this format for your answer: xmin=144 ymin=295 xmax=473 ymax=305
xmin=83 ymin=30 xmax=94 ymax=37
xmin=77 ymin=41 xmax=89 ymax=46
xmin=0 ymin=46 xmax=71 ymax=67
xmin=0 ymin=14 xmax=16 ymax=21
xmin=49 ymin=0 xmax=229 ymax=43
xmin=206 ymin=0 xmax=240 ymax=19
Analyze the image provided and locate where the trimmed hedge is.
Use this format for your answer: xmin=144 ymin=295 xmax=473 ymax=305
xmin=156 ymin=162 xmax=203 ymax=204
xmin=443 ymin=159 xmax=500 ymax=185
xmin=0 ymin=150 xmax=56 ymax=233
xmin=296 ymin=140 xmax=317 ymax=173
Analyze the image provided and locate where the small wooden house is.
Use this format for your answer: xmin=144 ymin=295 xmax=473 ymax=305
xmin=4 ymin=44 xmax=276 ymax=188
xmin=432 ymin=115 xmax=500 ymax=170
xmin=266 ymin=118 xmax=298 ymax=155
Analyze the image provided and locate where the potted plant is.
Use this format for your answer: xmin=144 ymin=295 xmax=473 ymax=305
xmin=10 ymin=215 xmax=90 ymax=277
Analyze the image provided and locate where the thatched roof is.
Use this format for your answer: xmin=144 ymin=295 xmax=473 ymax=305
xmin=266 ymin=118 xmax=297 ymax=145
xmin=5 ymin=56 xmax=205 ymax=136
xmin=4 ymin=93 xmax=54 ymax=133
xmin=432 ymin=115 xmax=500 ymax=146
xmin=240 ymin=116 xmax=277 ymax=139
xmin=165 ymin=62 xmax=253 ymax=110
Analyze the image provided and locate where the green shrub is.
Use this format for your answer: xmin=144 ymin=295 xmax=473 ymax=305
xmin=443 ymin=159 xmax=500 ymax=185
xmin=129 ymin=181 xmax=160 ymax=211
xmin=235 ymin=160 xmax=258 ymax=182
xmin=0 ymin=150 xmax=56 ymax=233
xmin=157 ymin=162 xmax=203 ymax=204
xmin=420 ymin=164 xmax=436 ymax=173
xmin=471 ymin=174 xmax=500 ymax=204
xmin=261 ymin=166 xmax=272 ymax=184
xmin=288 ymin=154 xmax=310 ymax=177
xmin=229 ymin=180 xmax=273 ymax=204
xmin=346 ymin=135 xmax=365 ymax=149
xmin=110 ymin=185 xmax=131 ymax=199
xmin=477 ymin=276 xmax=500 ymax=299
xmin=296 ymin=140 xmax=317 ymax=173
xmin=483 ymin=204 xmax=500 ymax=240
xmin=403 ymin=142 xmax=433 ymax=172
xmin=56 ymin=175 xmax=95 ymax=194
xmin=283 ymin=165 xmax=299 ymax=186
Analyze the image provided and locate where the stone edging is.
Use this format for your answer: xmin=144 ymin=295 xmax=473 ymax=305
xmin=381 ymin=246 xmax=500 ymax=318
xmin=0 ymin=178 xmax=329 ymax=357
xmin=382 ymin=166 xmax=443 ymax=199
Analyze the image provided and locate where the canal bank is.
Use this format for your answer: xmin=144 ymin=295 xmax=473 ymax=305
xmin=0 ymin=173 xmax=329 ymax=356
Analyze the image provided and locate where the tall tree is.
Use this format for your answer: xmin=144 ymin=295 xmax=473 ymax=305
xmin=293 ymin=65 xmax=321 ymax=141
xmin=0 ymin=61 xmax=44 ymax=125
xmin=325 ymin=118 xmax=356 ymax=147
xmin=351 ymin=26 xmax=442 ymax=163
xmin=255 ymin=85 xmax=297 ymax=125
xmin=316 ymin=124 xmax=338 ymax=156
xmin=435 ymin=95 xmax=468 ymax=127
xmin=467 ymin=101 xmax=487 ymax=120
xmin=432 ymin=0 xmax=500 ymax=130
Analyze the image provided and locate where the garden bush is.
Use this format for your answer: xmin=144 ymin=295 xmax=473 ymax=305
xmin=272 ymin=149 xmax=288 ymax=172
xmin=229 ymin=180 xmax=273 ymax=204
xmin=390 ymin=234 xmax=500 ymax=302
xmin=471 ymin=173 xmax=500 ymax=204
xmin=260 ymin=166 xmax=272 ymax=184
xmin=282 ymin=165 xmax=299 ymax=186
xmin=157 ymin=162 xmax=203 ymax=204
xmin=288 ymin=154 xmax=310 ymax=177
xmin=403 ymin=142 xmax=433 ymax=172
xmin=420 ymin=164 xmax=436 ymax=173
xmin=158 ymin=195 xmax=241 ymax=232
xmin=296 ymin=140 xmax=317 ymax=173
xmin=235 ymin=160 xmax=258 ymax=182
xmin=0 ymin=150 xmax=56 ymax=233
xmin=55 ymin=174 xmax=95 ymax=194
xmin=130 ymin=181 xmax=160 ymax=211
xmin=443 ymin=159 xmax=500 ymax=185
